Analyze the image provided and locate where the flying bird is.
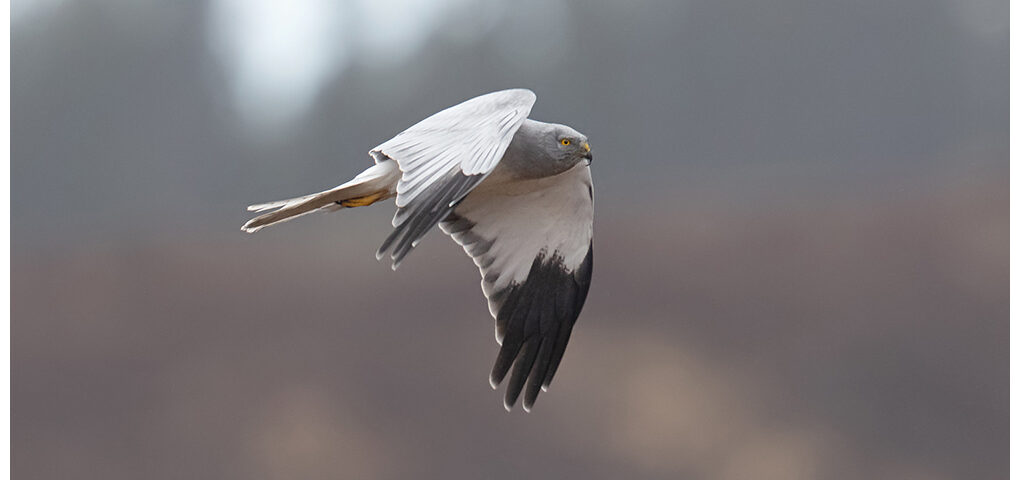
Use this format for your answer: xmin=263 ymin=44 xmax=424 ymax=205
xmin=242 ymin=89 xmax=593 ymax=411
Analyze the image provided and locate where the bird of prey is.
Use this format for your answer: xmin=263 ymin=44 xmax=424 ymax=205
xmin=242 ymin=89 xmax=593 ymax=411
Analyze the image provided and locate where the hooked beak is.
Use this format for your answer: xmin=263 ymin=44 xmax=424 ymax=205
xmin=582 ymin=142 xmax=592 ymax=163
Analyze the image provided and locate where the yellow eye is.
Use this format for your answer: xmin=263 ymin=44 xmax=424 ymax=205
xmin=560 ymin=138 xmax=571 ymax=146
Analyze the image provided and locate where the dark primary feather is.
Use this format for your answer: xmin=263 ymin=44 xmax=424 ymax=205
xmin=486 ymin=245 xmax=594 ymax=411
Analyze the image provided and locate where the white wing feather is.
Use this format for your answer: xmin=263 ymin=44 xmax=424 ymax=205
xmin=439 ymin=163 xmax=594 ymax=411
xmin=442 ymin=164 xmax=594 ymax=317
xmin=373 ymin=89 xmax=536 ymax=209
xmin=373 ymin=89 xmax=537 ymax=267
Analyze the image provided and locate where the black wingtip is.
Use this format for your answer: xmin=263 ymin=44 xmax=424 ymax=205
xmin=522 ymin=339 xmax=554 ymax=410
xmin=502 ymin=339 xmax=540 ymax=411
xmin=489 ymin=340 xmax=520 ymax=391
xmin=485 ymin=244 xmax=594 ymax=412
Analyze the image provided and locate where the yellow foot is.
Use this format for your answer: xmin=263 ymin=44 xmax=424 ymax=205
xmin=340 ymin=191 xmax=387 ymax=208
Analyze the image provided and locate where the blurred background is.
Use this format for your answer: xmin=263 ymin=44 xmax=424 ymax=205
xmin=12 ymin=0 xmax=1007 ymax=478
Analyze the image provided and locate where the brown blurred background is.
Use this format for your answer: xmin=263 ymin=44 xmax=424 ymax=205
xmin=12 ymin=0 xmax=1007 ymax=479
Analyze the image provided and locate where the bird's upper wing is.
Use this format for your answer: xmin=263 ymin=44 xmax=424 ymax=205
xmin=439 ymin=164 xmax=594 ymax=411
xmin=372 ymin=89 xmax=537 ymax=268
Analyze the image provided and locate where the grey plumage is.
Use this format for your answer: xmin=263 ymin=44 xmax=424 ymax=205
xmin=243 ymin=89 xmax=595 ymax=411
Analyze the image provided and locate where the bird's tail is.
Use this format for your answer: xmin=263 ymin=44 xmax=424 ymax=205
xmin=241 ymin=160 xmax=400 ymax=233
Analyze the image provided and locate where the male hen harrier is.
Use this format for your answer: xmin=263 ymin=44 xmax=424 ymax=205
xmin=242 ymin=89 xmax=593 ymax=411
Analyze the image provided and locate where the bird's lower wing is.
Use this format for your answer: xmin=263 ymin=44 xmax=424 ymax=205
xmin=439 ymin=164 xmax=594 ymax=411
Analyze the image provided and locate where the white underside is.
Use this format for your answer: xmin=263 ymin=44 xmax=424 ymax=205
xmin=441 ymin=163 xmax=594 ymax=316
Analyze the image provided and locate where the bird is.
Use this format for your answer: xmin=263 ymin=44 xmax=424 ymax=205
xmin=242 ymin=89 xmax=593 ymax=412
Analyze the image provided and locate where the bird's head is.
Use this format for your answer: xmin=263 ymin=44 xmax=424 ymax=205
xmin=504 ymin=120 xmax=593 ymax=179
xmin=549 ymin=124 xmax=592 ymax=166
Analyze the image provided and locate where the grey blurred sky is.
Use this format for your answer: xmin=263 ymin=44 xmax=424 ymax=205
xmin=12 ymin=1 xmax=1007 ymax=479
xmin=12 ymin=0 xmax=1007 ymax=246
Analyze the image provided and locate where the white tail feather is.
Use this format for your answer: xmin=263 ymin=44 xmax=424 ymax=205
xmin=242 ymin=160 xmax=400 ymax=233
xmin=247 ymin=195 xmax=318 ymax=212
